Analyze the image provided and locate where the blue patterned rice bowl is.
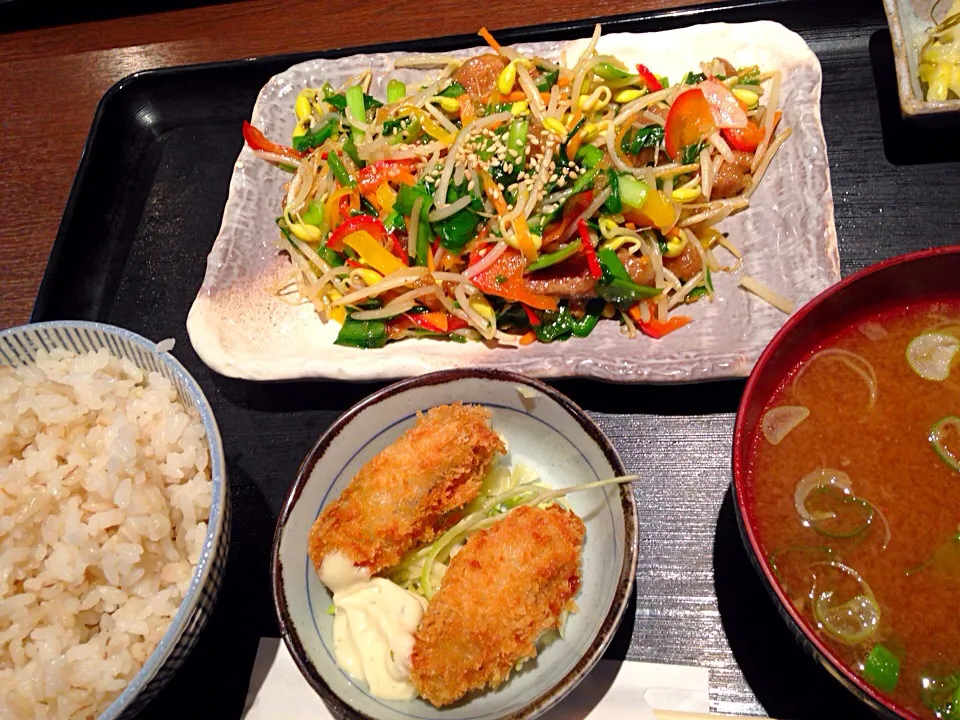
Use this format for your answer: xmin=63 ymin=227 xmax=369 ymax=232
xmin=0 ymin=321 xmax=229 ymax=720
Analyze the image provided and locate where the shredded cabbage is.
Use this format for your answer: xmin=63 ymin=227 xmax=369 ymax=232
xmin=385 ymin=466 xmax=637 ymax=600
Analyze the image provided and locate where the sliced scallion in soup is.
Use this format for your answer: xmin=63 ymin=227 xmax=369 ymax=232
xmin=751 ymin=300 xmax=960 ymax=719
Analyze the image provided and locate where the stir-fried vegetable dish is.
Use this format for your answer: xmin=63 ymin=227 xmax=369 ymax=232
xmin=244 ymin=25 xmax=792 ymax=348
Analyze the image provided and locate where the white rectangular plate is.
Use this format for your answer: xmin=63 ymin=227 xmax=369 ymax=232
xmin=187 ymin=21 xmax=839 ymax=382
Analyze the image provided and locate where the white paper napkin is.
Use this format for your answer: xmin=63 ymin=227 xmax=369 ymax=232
xmin=242 ymin=638 xmax=709 ymax=720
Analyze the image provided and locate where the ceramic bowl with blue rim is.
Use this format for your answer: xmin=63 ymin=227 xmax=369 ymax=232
xmin=0 ymin=321 xmax=230 ymax=720
xmin=272 ymin=368 xmax=638 ymax=720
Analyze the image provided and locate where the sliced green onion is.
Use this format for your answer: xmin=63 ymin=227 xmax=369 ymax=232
xmin=863 ymin=643 xmax=900 ymax=693
xmin=807 ymin=486 xmax=875 ymax=539
xmin=506 ymin=117 xmax=528 ymax=169
xmin=769 ymin=545 xmax=834 ymax=595
xmin=570 ymin=166 xmax=598 ymax=195
xmin=300 ymin=200 xmax=324 ymax=227
xmin=810 ymin=561 xmax=880 ymax=645
xmin=814 ymin=592 xmax=880 ymax=644
xmin=619 ymin=174 xmax=649 ymax=209
xmin=387 ymin=79 xmax=406 ymax=104
xmin=603 ymin=170 xmax=622 ymax=213
xmin=930 ymin=415 xmax=960 ymax=472
xmin=906 ymin=532 xmax=960 ymax=576
xmin=327 ymin=152 xmax=355 ymax=188
xmin=576 ymin=144 xmax=604 ymax=169
xmin=334 ymin=317 xmax=386 ymax=349
xmin=794 ymin=468 xmax=853 ymax=524
xmin=345 ymin=85 xmax=366 ymax=144
xmin=525 ymin=242 xmax=580 ymax=273
xmin=906 ymin=331 xmax=959 ymax=381
xmin=594 ymin=61 xmax=633 ymax=80
xmin=920 ymin=668 xmax=960 ymax=719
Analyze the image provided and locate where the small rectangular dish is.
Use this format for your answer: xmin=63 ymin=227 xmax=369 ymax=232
xmin=882 ymin=0 xmax=960 ymax=116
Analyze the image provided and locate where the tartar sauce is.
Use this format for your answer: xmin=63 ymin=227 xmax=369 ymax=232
xmin=317 ymin=551 xmax=427 ymax=700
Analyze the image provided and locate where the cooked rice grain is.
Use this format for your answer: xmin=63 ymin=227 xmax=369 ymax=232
xmin=0 ymin=348 xmax=212 ymax=719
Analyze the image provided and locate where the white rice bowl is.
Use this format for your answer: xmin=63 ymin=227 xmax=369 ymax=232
xmin=0 ymin=348 xmax=213 ymax=719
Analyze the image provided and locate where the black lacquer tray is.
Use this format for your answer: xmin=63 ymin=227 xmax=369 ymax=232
xmin=33 ymin=0 xmax=960 ymax=715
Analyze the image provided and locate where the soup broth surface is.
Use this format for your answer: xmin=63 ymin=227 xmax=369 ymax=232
xmin=751 ymin=301 xmax=960 ymax=719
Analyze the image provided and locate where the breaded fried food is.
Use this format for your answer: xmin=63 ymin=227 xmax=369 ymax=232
xmin=309 ymin=403 xmax=504 ymax=576
xmin=410 ymin=504 xmax=586 ymax=707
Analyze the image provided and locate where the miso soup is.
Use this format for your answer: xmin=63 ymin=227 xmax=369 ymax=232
xmin=749 ymin=301 xmax=960 ymax=719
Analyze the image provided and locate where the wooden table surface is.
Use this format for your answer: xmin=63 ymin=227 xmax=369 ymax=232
xmin=0 ymin=0 xmax=697 ymax=331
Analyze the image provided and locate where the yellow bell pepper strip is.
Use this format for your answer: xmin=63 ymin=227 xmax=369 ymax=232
xmin=376 ymin=183 xmax=397 ymax=216
xmin=664 ymin=88 xmax=717 ymax=160
xmin=356 ymin=158 xmax=418 ymax=194
xmin=470 ymin=248 xmax=558 ymax=311
xmin=324 ymin=187 xmax=353 ymax=231
xmin=327 ymin=215 xmax=389 ymax=252
xmin=242 ymin=120 xmax=300 ymax=161
xmin=341 ymin=230 xmax=405 ymax=276
xmin=459 ymin=94 xmax=476 ymax=126
xmin=623 ymin=189 xmax=675 ymax=232
xmin=512 ymin=215 xmax=538 ymax=262
xmin=394 ymin=105 xmax=454 ymax=144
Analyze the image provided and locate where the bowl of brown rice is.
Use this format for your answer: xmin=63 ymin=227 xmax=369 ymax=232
xmin=0 ymin=321 xmax=229 ymax=720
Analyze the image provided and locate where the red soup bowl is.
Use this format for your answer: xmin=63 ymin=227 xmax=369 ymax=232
xmin=732 ymin=244 xmax=960 ymax=720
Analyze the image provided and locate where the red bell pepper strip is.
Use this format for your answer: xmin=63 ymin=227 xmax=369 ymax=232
xmin=577 ymin=218 xmax=602 ymax=280
xmin=387 ymin=233 xmax=408 ymax=264
xmin=471 ymin=248 xmax=558 ymax=311
xmin=326 ymin=215 xmax=388 ymax=251
xmin=722 ymin=111 xmax=781 ymax=152
xmin=522 ymin=304 xmax=541 ymax=326
xmin=242 ymin=121 xmax=300 ymax=161
xmin=635 ymin=64 xmax=663 ymax=92
xmin=664 ymin=88 xmax=717 ymax=160
xmin=356 ymin=159 xmax=418 ymax=194
xmin=722 ymin=121 xmax=764 ymax=152
xmin=541 ymin=190 xmax=594 ymax=248
xmin=407 ymin=312 xmax=448 ymax=333
xmin=346 ymin=258 xmax=363 ymax=269
xmin=397 ymin=312 xmax=470 ymax=335
xmin=629 ymin=305 xmax=692 ymax=339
